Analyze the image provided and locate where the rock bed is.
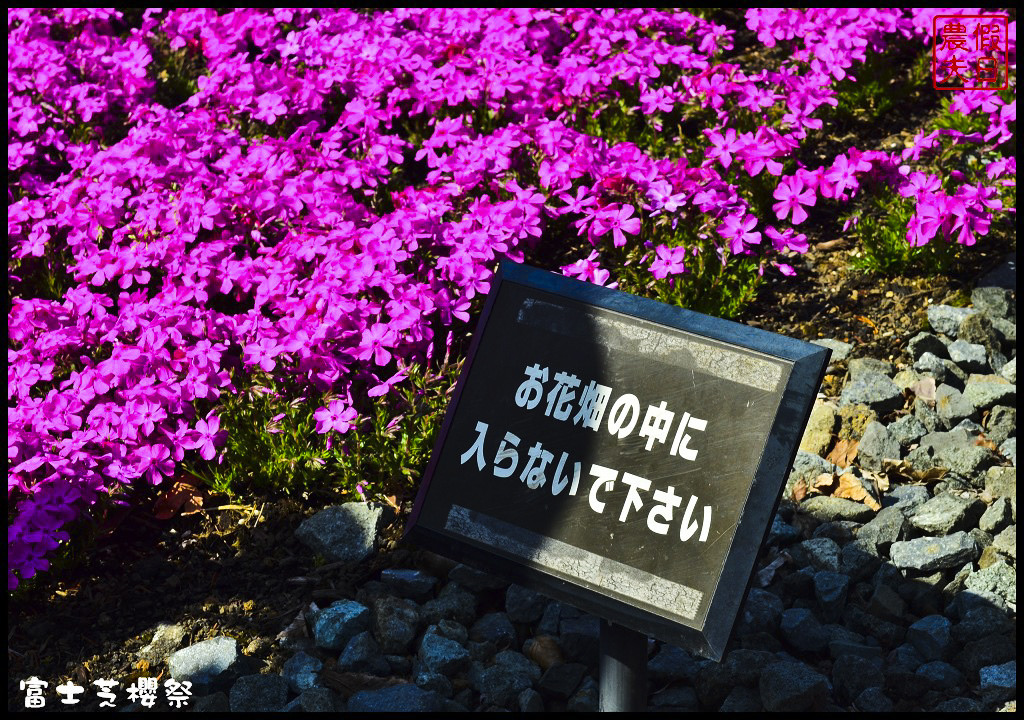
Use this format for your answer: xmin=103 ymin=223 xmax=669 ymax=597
xmin=147 ymin=285 xmax=1015 ymax=713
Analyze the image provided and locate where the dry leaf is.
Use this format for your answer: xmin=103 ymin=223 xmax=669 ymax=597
xmin=826 ymin=438 xmax=859 ymax=468
xmin=524 ymin=635 xmax=564 ymax=670
xmin=833 ymin=472 xmax=881 ymax=511
xmin=812 ymin=472 xmax=838 ymax=494
xmin=975 ymin=434 xmax=998 ymax=452
xmin=320 ymin=670 xmax=408 ymax=697
xmin=152 ymin=480 xmax=204 ymax=520
xmin=756 ymin=553 xmax=788 ymax=587
xmin=909 ymin=378 xmax=936 ymax=406
xmin=881 ymin=458 xmax=947 ymax=484
xmin=791 ymin=477 xmax=808 ymax=504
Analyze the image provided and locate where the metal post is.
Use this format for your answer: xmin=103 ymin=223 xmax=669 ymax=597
xmin=598 ymin=619 xmax=648 ymax=712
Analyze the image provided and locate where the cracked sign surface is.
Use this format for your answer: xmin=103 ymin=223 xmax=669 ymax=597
xmin=413 ymin=274 xmax=791 ymax=637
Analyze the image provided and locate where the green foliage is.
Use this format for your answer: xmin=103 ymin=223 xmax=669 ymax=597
xmin=829 ymin=43 xmax=932 ymax=128
xmin=185 ymin=357 xmax=462 ymax=503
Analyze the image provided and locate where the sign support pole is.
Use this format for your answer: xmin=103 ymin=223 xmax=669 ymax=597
xmin=598 ymin=619 xmax=647 ymax=712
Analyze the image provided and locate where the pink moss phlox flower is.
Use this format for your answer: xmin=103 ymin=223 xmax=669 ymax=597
xmin=717 ymin=213 xmax=762 ymax=254
xmin=648 ymin=245 xmax=688 ymax=279
xmin=592 ymin=203 xmax=642 ymax=247
xmin=184 ymin=413 xmax=228 ymax=461
xmin=561 ymin=250 xmax=612 ymax=286
xmin=314 ymin=399 xmax=359 ymax=435
xmin=772 ymin=176 xmax=817 ymax=224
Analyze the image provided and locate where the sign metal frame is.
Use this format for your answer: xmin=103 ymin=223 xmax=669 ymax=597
xmin=406 ymin=261 xmax=829 ymax=660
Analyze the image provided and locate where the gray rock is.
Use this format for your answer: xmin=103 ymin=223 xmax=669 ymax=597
xmin=980 ymin=497 xmax=1013 ymax=534
xmin=935 ymin=384 xmax=977 ymax=426
xmin=955 ymin=634 xmax=1016 ymax=676
xmin=992 ymin=525 xmax=1015 ymax=561
xmin=518 ymin=688 xmax=545 ymax=712
xmin=953 ymin=605 xmax=1014 ymax=643
xmin=139 ymin=622 xmax=186 ymax=666
xmin=538 ymin=661 xmax=587 ymax=699
xmin=988 ymin=349 xmax=1009 ymax=373
xmin=737 ymin=589 xmax=782 ymax=639
xmin=927 ymin=304 xmax=976 ymax=336
xmin=339 ymin=631 xmax=389 ymax=676
xmin=858 ymin=421 xmax=900 ymax=471
xmin=840 ymin=539 xmax=881 ymax=581
xmin=282 ymin=651 xmax=323 ymax=693
xmin=567 ymin=676 xmax=598 ymax=712
xmin=933 ymin=697 xmax=984 ymax=711
xmin=800 ymin=537 xmax=842 ymax=573
xmin=647 ymin=643 xmax=700 ymax=682
xmin=916 ymin=660 xmax=964 ymax=689
xmin=448 ymin=563 xmax=508 ymax=591
xmin=229 ymin=674 xmax=288 ymax=713
xmin=780 ymin=608 xmax=829 ymax=653
xmin=559 ymin=615 xmax=601 ymax=664
xmin=348 ymin=684 xmax=443 ymax=713
xmin=414 ymin=669 xmax=451 ymax=697
xmin=907 ymin=332 xmax=949 ymax=361
xmin=1000 ymin=437 xmax=1016 ymax=466
xmin=947 ymin=339 xmax=990 ymax=373
xmin=984 ymin=466 xmax=1016 ymax=499
xmin=888 ymin=414 xmax=927 ymax=448
xmin=971 ymin=286 xmax=1014 ymax=319
xmin=906 ymin=614 xmax=953 ymax=661
xmin=535 ymin=601 xmax=562 ymax=637
xmin=914 ymin=351 xmax=958 ymax=387
xmin=828 ymin=639 xmax=882 ymax=664
xmin=885 ymin=484 xmax=931 ymax=514
xmin=312 ymin=600 xmax=370 ymax=651
xmin=1000 ymin=355 xmax=1016 ymax=383
xmin=832 ymin=653 xmax=884 ymax=703
xmin=505 ymin=584 xmax=549 ymax=624
xmin=953 ymin=417 xmax=985 ymax=435
xmin=418 ymin=632 xmax=469 ymax=675
xmin=890 ymin=532 xmax=977 ymax=572
xmin=985 ymin=405 xmax=1016 ymax=446
xmin=651 ymin=683 xmax=700 ymax=709
xmin=854 ymin=686 xmax=894 ymax=712
xmin=297 ymin=687 xmax=339 ymax=712
xmin=907 ymin=428 xmax=998 ymax=477
xmin=168 ymin=636 xmax=237 ymax=692
xmin=759 ymin=661 xmax=830 ymax=712
xmin=991 ymin=316 xmax=1017 ymax=350
xmin=849 ymin=357 xmax=894 ymax=380
xmin=964 ymin=560 xmax=1016 ymax=605
xmin=800 ymin=401 xmax=837 ymax=457
xmin=421 ymin=582 xmax=478 ymax=626
xmin=475 ymin=662 xmax=535 ymax=708
xmin=892 ymin=367 xmax=925 ymax=389
xmin=958 ymin=312 xmax=1001 ymax=353
xmin=719 ymin=685 xmax=763 ymax=712
xmin=979 ymin=660 xmax=1016 ymax=703
xmin=812 ymin=338 xmax=853 ymax=362
xmin=373 ymin=596 xmax=420 ymax=654
xmin=914 ymin=395 xmax=943 ymax=431
xmin=469 ymin=612 xmax=516 ymax=648
xmin=494 ymin=649 xmax=542 ymax=682
xmin=888 ymin=642 xmax=926 ymax=671
xmin=800 ymin=495 xmax=874 ymax=523
xmin=910 ymin=493 xmax=984 ymax=535
xmin=380 ymin=568 xmax=438 ymax=600
xmin=857 ymin=506 xmax=906 ymax=553
xmin=789 ymin=451 xmax=839 ymax=491
xmin=839 ymin=371 xmax=904 ymax=414
xmin=768 ymin=514 xmax=801 ymax=546
xmin=964 ymin=374 xmax=1017 ymax=413
xmin=294 ymin=503 xmax=391 ymax=564
xmin=814 ymin=571 xmax=849 ymax=622
xmin=193 ymin=692 xmax=230 ymax=712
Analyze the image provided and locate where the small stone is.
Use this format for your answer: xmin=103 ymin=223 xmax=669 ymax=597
xmin=979 ymin=660 xmax=1017 ymax=703
xmin=418 ymin=632 xmax=469 ymax=675
xmin=373 ymin=597 xmax=420 ymax=654
xmin=887 ymin=414 xmax=927 ymax=448
xmin=887 ymin=642 xmax=925 ymax=671
xmin=999 ymin=355 xmax=1016 ymax=383
xmin=421 ymin=582 xmax=477 ymax=626
xmin=984 ymin=466 xmax=1016 ymax=499
xmin=885 ymin=484 xmax=930 ymax=515
xmin=759 ymin=661 xmax=829 ymax=712
xmin=647 ymin=643 xmax=700 ymax=683
xmin=780 ymin=608 xmax=829 ymax=653
xmin=958 ymin=313 xmax=1001 ymax=353
xmin=934 ymin=384 xmax=977 ymax=426
xmin=719 ymin=685 xmax=763 ymax=712
xmin=857 ymin=420 xmax=900 ymax=471
xmin=800 ymin=537 xmax=842 ymax=573
xmin=964 ymin=374 xmax=1016 ymax=411
xmin=832 ymin=653 xmax=884 ymax=703
xmin=558 ymin=615 xmax=601 ymax=664
xmin=812 ymin=338 xmax=853 ymax=362
xmin=168 ymin=637 xmax=237 ymax=693
xmin=813 ymin=571 xmax=849 ymax=622
xmin=933 ymin=698 xmax=984 ymax=711
xmin=980 ymin=497 xmax=1013 ymax=534
xmin=800 ymin=400 xmax=837 ymax=457
xmin=907 ymin=332 xmax=949 ymax=361
xmin=906 ymin=614 xmax=953 ymax=662
xmin=734 ymin=588 xmax=783 ymax=637
xmin=347 ymin=685 xmax=442 ymax=713
xmin=910 ymin=494 xmax=984 ymax=535
xmin=991 ymin=316 xmax=1017 ymax=350
xmin=229 ymin=674 xmax=289 ymax=713
xmin=800 ymin=495 xmax=874 ymax=523
xmin=282 ymin=651 xmax=323 ymax=693
xmin=964 ymin=560 xmax=1016 ymax=605
xmin=953 ymin=605 xmax=1013 ymax=643
xmin=892 ymin=367 xmax=924 ymax=389
xmin=857 ymin=506 xmax=906 ymax=553
xmin=849 ymin=357 xmax=894 ymax=380
xmin=469 ymin=612 xmax=516 ymax=648
xmin=992 ymin=525 xmax=1016 ymax=560
xmin=380 ymin=568 xmax=438 ymax=600
xmin=767 ymin=514 xmax=800 ymax=546
xmin=854 ymin=687 xmax=894 ymax=712
xmin=537 ymin=662 xmax=587 ymax=699
xmin=971 ymin=286 xmax=1014 ymax=320
xmin=916 ymin=660 xmax=964 ymax=689
xmin=890 ymin=532 xmax=977 ymax=572
xmin=494 ymin=649 xmax=542 ymax=682
xmin=505 ymin=584 xmax=549 ymax=624
xmin=955 ymin=634 xmax=1016 ymax=676
xmin=139 ymin=622 xmax=186 ymax=666
xmin=984 ymin=405 xmax=1016 ymax=446
xmin=914 ymin=352 xmax=957 ymax=387
xmin=840 ymin=539 xmax=881 ymax=581
xmin=312 ymin=600 xmax=370 ymax=651
xmin=927 ymin=305 xmax=976 ymax=336
xmin=567 ymin=676 xmax=598 ymax=712
xmin=298 ymin=687 xmax=339 ymax=712
xmin=339 ymin=631 xmax=389 ymax=676
xmin=999 ymin=437 xmax=1016 ymax=466
xmin=839 ymin=372 xmax=904 ymax=414
xmin=947 ymin=339 xmax=990 ymax=373
xmin=866 ymin=583 xmax=905 ymax=623
xmin=192 ymin=693 xmax=230 ymax=712
xmin=518 ymin=688 xmax=545 ymax=713
xmin=472 ymin=664 xmax=532 ymax=708
xmin=295 ymin=503 xmax=391 ymax=564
